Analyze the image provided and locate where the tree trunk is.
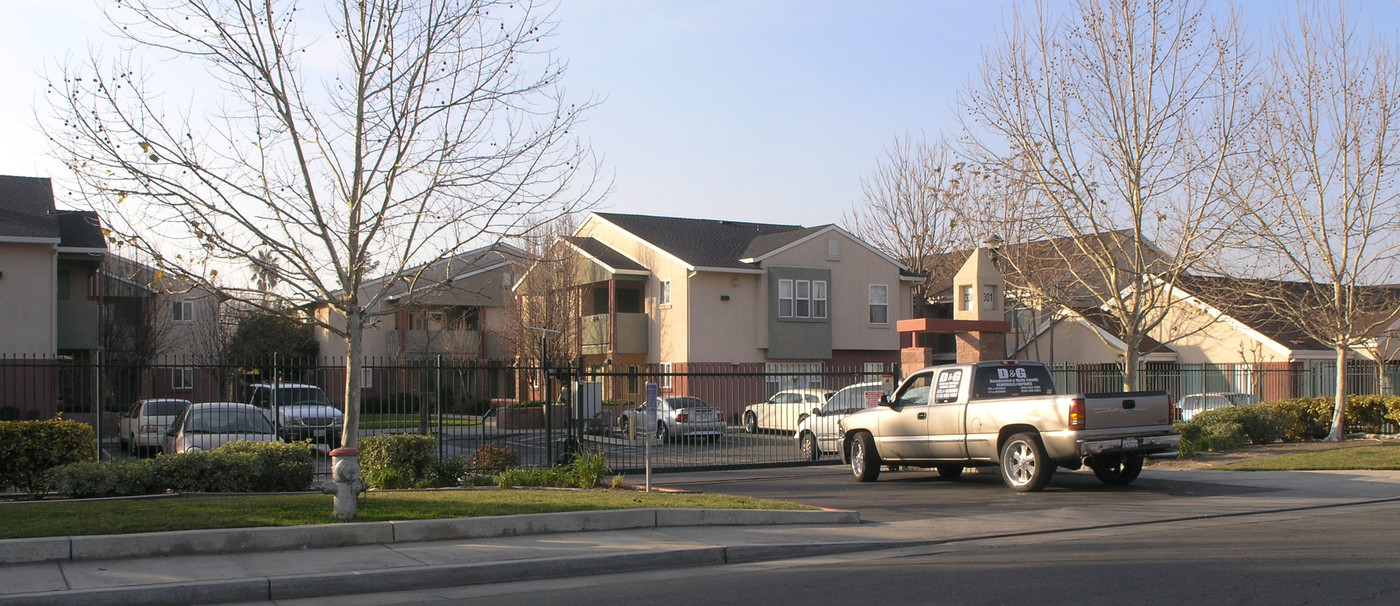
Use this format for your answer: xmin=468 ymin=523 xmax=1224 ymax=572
xmin=1325 ymin=347 xmax=1348 ymax=442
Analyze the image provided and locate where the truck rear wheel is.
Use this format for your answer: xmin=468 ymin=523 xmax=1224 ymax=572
xmin=850 ymin=432 xmax=881 ymax=482
xmin=936 ymin=465 xmax=964 ymax=479
xmin=1000 ymin=433 xmax=1054 ymax=492
xmin=1090 ymin=455 xmax=1143 ymax=485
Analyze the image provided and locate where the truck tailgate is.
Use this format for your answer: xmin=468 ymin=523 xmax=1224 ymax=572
xmin=1083 ymin=391 xmax=1172 ymax=430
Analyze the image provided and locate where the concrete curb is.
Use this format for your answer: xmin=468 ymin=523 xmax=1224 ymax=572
xmin=0 ymin=508 xmax=859 ymax=565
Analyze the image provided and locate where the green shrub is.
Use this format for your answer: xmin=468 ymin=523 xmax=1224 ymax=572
xmin=1261 ymin=400 xmax=1328 ymax=441
xmin=1192 ymin=404 xmax=1285 ymax=446
xmin=360 ymin=434 xmax=436 ymax=488
xmin=216 ymin=441 xmax=315 ymax=492
xmin=0 ymin=418 xmax=96 ymax=497
xmin=468 ymin=442 xmax=521 ymax=473
xmin=426 ymin=456 xmax=470 ymax=488
xmin=496 ymin=465 xmax=573 ymax=488
xmin=45 ymin=461 xmax=117 ymax=499
xmin=566 ymin=448 xmax=611 ymax=488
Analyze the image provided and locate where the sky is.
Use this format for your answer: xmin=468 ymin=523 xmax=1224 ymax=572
xmin=3 ymin=0 xmax=1400 ymax=230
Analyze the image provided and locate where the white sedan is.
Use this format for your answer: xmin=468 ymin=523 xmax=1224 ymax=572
xmin=743 ymin=389 xmax=833 ymax=434
xmin=163 ymin=402 xmax=280 ymax=454
xmin=119 ymin=398 xmax=191 ymax=456
xmin=795 ymin=382 xmax=884 ymax=460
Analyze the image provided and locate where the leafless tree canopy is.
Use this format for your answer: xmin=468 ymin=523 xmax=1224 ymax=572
xmin=47 ymin=0 xmax=602 ymax=460
xmin=957 ymin=0 xmax=1255 ymax=388
xmin=1225 ymin=3 xmax=1400 ymax=440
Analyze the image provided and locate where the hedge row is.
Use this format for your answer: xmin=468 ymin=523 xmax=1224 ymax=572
xmin=45 ymin=441 xmax=315 ymax=498
xmin=1174 ymin=395 xmax=1400 ymax=457
xmin=0 ymin=418 xmax=95 ymax=495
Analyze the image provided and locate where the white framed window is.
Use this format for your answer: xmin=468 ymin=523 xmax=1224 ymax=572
xmin=172 ymin=300 xmax=194 ymax=323
xmin=982 ymin=285 xmax=997 ymax=311
xmin=172 ymin=368 xmax=193 ymax=390
xmin=362 ymin=366 xmax=374 ymax=389
xmin=795 ymin=280 xmax=811 ymax=318
xmin=869 ymin=284 xmax=889 ymax=324
xmin=659 ymin=280 xmax=672 ymax=306
xmin=778 ymin=279 xmax=794 ymax=318
xmin=660 ymin=362 xmax=673 ymax=389
xmin=813 ymin=280 xmax=828 ymax=319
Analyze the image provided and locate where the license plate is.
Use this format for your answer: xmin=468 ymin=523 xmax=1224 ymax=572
xmin=1121 ymin=437 xmax=1140 ymax=449
xmin=314 ymin=429 xmax=327 ymax=437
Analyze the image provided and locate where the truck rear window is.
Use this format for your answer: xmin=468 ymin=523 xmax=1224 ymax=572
xmin=972 ymin=365 xmax=1056 ymax=399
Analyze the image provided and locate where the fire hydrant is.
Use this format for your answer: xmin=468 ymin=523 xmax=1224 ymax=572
xmin=322 ymin=447 xmax=368 ymax=520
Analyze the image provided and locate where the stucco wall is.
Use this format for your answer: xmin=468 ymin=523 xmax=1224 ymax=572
xmin=0 ymin=242 xmax=56 ymax=355
xmin=761 ymin=232 xmax=904 ymax=354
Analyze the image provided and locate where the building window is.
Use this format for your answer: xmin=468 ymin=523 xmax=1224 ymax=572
xmin=659 ymin=280 xmax=672 ymax=306
xmin=627 ymin=365 xmax=640 ymax=395
xmin=172 ymin=368 xmax=193 ymax=391
xmin=660 ymin=362 xmax=673 ymax=389
xmin=982 ymin=285 xmax=997 ymax=311
xmin=778 ymin=279 xmax=794 ymax=318
xmin=795 ymin=280 xmax=811 ymax=318
xmin=869 ymin=284 xmax=889 ymax=324
xmin=827 ymin=239 xmax=840 ymax=259
xmin=172 ymin=301 xmax=194 ymax=323
xmin=362 ymin=367 xmax=374 ymax=389
xmin=813 ymin=280 xmax=828 ymax=319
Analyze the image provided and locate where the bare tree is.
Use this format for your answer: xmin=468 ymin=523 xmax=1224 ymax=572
xmin=1225 ymin=3 xmax=1400 ymax=441
xmin=842 ymin=136 xmax=981 ymax=304
xmin=506 ymin=214 xmax=581 ymax=400
xmin=958 ymin=0 xmax=1256 ymax=389
xmin=48 ymin=0 xmax=600 ymax=516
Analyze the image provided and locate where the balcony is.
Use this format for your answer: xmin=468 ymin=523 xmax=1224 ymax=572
xmin=580 ymin=313 xmax=648 ymax=355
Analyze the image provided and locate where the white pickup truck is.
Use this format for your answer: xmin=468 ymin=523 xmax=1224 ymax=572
xmin=838 ymin=360 xmax=1179 ymax=491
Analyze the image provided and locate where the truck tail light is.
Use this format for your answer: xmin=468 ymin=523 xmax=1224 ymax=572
xmin=675 ymin=413 xmax=689 ymax=422
xmin=1069 ymin=398 xmax=1086 ymax=430
xmin=1169 ymin=394 xmax=1182 ymax=422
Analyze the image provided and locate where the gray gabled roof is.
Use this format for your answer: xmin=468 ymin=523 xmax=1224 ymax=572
xmin=563 ymin=237 xmax=649 ymax=273
xmin=0 ymin=175 xmax=107 ymax=251
xmin=594 ymin=212 xmax=806 ymax=270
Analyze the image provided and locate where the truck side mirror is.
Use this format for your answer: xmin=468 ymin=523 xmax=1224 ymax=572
xmin=879 ymin=394 xmax=893 ymax=407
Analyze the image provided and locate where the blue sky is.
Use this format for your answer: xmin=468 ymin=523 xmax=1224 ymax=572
xmin=3 ymin=1 xmax=1399 ymax=228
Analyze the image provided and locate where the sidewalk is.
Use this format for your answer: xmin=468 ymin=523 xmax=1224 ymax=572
xmin=4 ymin=468 xmax=1400 ymax=606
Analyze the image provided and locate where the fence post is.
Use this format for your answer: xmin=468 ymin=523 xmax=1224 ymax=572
xmin=436 ymin=355 xmax=443 ymax=462
xmin=94 ymin=350 xmax=102 ymax=461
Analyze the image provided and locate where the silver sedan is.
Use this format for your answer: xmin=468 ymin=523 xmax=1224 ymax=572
xmin=617 ymin=396 xmax=726 ymax=443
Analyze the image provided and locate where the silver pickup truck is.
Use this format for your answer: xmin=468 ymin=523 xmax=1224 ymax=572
xmin=838 ymin=360 xmax=1179 ymax=491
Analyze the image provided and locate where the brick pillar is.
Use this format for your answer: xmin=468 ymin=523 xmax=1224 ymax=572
xmin=901 ymin=347 xmax=935 ymax=373
xmin=956 ymin=331 xmax=1004 ymax=363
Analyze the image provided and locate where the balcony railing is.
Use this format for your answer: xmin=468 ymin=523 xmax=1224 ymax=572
xmin=581 ymin=313 xmax=648 ymax=355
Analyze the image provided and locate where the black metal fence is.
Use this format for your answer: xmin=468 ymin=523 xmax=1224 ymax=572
xmin=3 ymin=355 xmax=1398 ymax=483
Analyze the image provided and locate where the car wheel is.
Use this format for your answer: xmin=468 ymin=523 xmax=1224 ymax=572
xmin=655 ymin=421 xmax=670 ymax=443
xmin=936 ymin=465 xmax=964 ymax=479
xmin=1000 ymin=432 xmax=1054 ymax=492
xmin=743 ymin=412 xmax=758 ymax=434
xmin=800 ymin=432 xmax=819 ymax=461
xmin=850 ymin=432 xmax=881 ymax=482
xmin=1089 ymin=455 xmax=1144 ymax=485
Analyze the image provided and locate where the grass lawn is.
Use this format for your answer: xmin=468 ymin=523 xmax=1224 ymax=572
xmin=359 ymin=414 xmax=480 ymax=430
xmin=1218 ymin=442 xmax=1400 ymax=471
xmin=0 ymin=489 xmax=815 ymax=540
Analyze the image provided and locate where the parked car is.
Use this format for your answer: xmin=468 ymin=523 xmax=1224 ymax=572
xmin=743 ymin=388 xmax=834 ymax=434
xmin=617 ymin=396 xmax=727 ymax=443
xmin=163 ymin=402 xmax=281 ymax=454
xmin=118 ymin=398 xmax=191 ymax=456
xmin=244 ymin=383 xmax=343 ymax=445
xmin=795 ymin=382 xmax=884 ymax=460
xmin=1178 ymin=392 xmax=1263 ymax=421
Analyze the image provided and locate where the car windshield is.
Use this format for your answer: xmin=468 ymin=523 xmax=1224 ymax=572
xmin=261 ymin=387 xmax=333 ymax=407
xmin=146 ymin=400 xmax=189 ymax=416
xmin=1225 ymin=394 xmax=1261 ymax=406
xmin=186 ymin=409 xmax=275 ymax=434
